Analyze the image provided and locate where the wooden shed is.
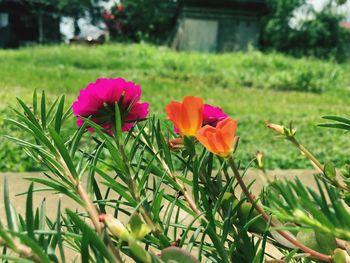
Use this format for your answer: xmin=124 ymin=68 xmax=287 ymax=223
xmin=0 ymin=0 xmax=60 ymax=48
xmin=172 ymin=0 xmax=267 ymax=52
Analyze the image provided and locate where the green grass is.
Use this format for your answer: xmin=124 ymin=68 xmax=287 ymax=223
xmin=1 ymin=43 xmax=350 ymax=171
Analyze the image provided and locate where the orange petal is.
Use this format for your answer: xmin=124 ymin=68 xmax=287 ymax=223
xmin=182 ymin=96 xmax=203 ymax=136
xmin=217 ymin=118 xmax=237 ymax=151
xmin=196 ymin=118 xmax=238 ymax=158
xmin=196 ymin=125 xmax=220 ymax=155
xmin=166 ymin=101 xmax=184 ymax=133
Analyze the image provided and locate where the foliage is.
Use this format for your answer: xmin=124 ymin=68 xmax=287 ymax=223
xmin=3 ymin=84 xmax=350 ymax=262
xmin=28 ymin=0 xmax=107 ymax=35
xmin=2 ymin=91 xmax=275 ymax=262
xmin=261 ymin=0 xmax=350 ymax=61
xmin=1 ymin=44 xmax=350 ymax=172
xmin=104 ymin=0 xmax=179 ymax=42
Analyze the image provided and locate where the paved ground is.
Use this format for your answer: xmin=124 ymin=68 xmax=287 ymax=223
xmin=0 ymin=170 xmax=320 ymax=261
xmin=0 ymin=170 xmax=318 ymax=218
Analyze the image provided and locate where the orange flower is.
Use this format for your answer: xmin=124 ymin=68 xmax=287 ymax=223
xmin=166 ymin=96 xmax=203 ymax=136
xmin=196 ymin=118 xmax=238 ymax=158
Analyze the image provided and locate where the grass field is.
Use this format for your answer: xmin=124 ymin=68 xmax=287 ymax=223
xmin=1 ymin=44 xmax=350 ymax=171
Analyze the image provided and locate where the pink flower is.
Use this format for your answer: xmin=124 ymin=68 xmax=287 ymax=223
xmin=173 ymin=103 xmax=227 ymax=134
xmin=72 ymin=78 xmax=149 ymax=133
xmin=202 ymin=104 xmax=228 ymax=127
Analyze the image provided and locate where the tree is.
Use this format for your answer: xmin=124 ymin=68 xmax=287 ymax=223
xmin=105 ymin=0 xmax=179 ymax=43
xmin=26 ymin=0 xmax=106 ymax=35
xmin=261 ymin=0 xmax=350 ymax=61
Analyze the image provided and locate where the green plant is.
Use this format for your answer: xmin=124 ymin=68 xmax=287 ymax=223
xmin=3 ymin=79 xmax=350 ymax=262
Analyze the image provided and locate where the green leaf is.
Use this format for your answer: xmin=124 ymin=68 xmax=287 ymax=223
xmin=296 ymin=230 xmax=337 ymax=254
xmin=66 ymin=209 xmax=116 ymax=263
xmin=16 ymin=98 xmax=41 ymax=129
xmin=69 ymin=121 xmax=88 ymax=159
xmin=129 ymin=213 xmax=151 ymax=240
xmin=332 ymin=248 xmax=348 ymax=263
xmin=315 ymin=231 xmax=337 ymax=254
xmin=41 ymin=90 xmax=46 ymax=129
xmin=4 ymin=177 xmax=17 ymax=231
xmin=322 ymin=116 xmax=350 ymax=126
xmin=54 ymin=95 xmax=65 ymax=134
xmin=324 ymin=162 xmax=336 ymax=180
xmin=56 ymin=201 xmax=65 ymax=263
xmin=26 ymin=183 xmax=34 ymax=240
xmin=49 ymin=127 xmax=78 ymax=179
xmin=183 ymin=136 xmax=195 ymax=157
xmin=129 ymin=240 xmax=152 ymax=263
xmin=161 ymin=247 xmax=200 ymax=263
xmin=81 ymin=230 xmax=90 ymax=263
xmin=25 ymin=177 xmax=82 ymax=205
xmin=114 ymin=102 xmax=122 ymax=143
xmin=33 ymin=89 xmax=38 ymax=115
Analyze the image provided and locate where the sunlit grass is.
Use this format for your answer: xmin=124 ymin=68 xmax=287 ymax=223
xmin=1 ymin=43 xmax=350 ymax=171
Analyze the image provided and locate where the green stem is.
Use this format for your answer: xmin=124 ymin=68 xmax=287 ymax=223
xmin=289 ymin=137 xmax=350 ymax=192
xmin=289 ymin=137 xmax=323 ymax=172
xmin=117 ymin=143 xmax=164 ymax=237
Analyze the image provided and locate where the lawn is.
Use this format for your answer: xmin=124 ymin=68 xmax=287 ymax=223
xmin=1 ymin=43 xmax=350 ymax=171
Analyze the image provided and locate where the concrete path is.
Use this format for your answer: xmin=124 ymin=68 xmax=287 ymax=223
xmin=0 ymin=170 xmax=320 ymax=261
xmin=0 ymin=169 xmax=318 ymax=218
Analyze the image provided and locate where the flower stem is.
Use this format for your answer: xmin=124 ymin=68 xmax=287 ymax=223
xmin=59 ymin=157 xmax=123 ymax=262
xmin=117 ymin=144 xmax=164 ymax=236
xmin=0 ymin=238 xmax=42 ymax=263
xmin=288 ymin=137 xmax=350 ymax=192
xmin=288 ymin=137 xmax=323 ymax=173
xmin=227 ymin=156 xmax=331 ymax=262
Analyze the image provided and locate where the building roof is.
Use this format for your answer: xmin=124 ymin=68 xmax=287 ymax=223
xmin=340 ymin=22 xmax=350 ymax=29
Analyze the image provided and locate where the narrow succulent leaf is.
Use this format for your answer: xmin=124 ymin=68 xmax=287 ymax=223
xmin=41 ymin=90 xmax=46 ymax=129
xmin=324 ymin=162 xmax=336 ymax=180
xmin=81 ymin=230 xmax=90 ymax=263
xmin=49 ymin=127 xmax=78 ymax=179
xmin=54 ymin=95 xmax=65 ymax=134
xmin=46 ymin=97 xmax=59 ymax=121
xmin=33 ymin=89 xmax=38 ymax=115
xmin=26 ymin=183 xmax=35 ymax=240
xmin=16 ymin=97 xmax=41 ymax=128
xmin=25 ymin=177 xmax=82 ymax=205
xmin=4 ymin=177 xmax=16 ymax=231
xmin=56 ymin=201 xmax=65 ymax=263
xmin=96 ymin=167 xmax=137 ymax=205
xmin=322 ymin=116 xmax=350 ymax=125
xmin=114 ymin=102 xmax=122 ymax=143
xmin=69 ymin=121 xmax=88 ymax=158
xmin=66 ymin=209 xmax=115 ymax=263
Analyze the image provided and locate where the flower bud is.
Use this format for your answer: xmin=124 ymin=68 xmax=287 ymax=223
xmin=266 ymin=123 xmax=296 ymax=137
xmin=168 ymin=137 xmax=184 ymax=151
xmin=255 ymin=151 xmax=265 ymax=170
xmin=333 ymin=248 xmax=350 ymax=263
xmin=99 ymin=214 xmax=130 ymax=241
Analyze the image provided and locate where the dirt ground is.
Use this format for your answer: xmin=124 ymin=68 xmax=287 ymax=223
xmin=0 ymin=169 xmax=319 ymax=261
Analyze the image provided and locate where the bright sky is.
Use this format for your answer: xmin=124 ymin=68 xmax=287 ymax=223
xmin=310 ymin=0 xmax=350 ymax=18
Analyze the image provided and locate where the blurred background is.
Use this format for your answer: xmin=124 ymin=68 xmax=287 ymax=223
xmin=1 ymin=0 xmax=350 ymax=172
